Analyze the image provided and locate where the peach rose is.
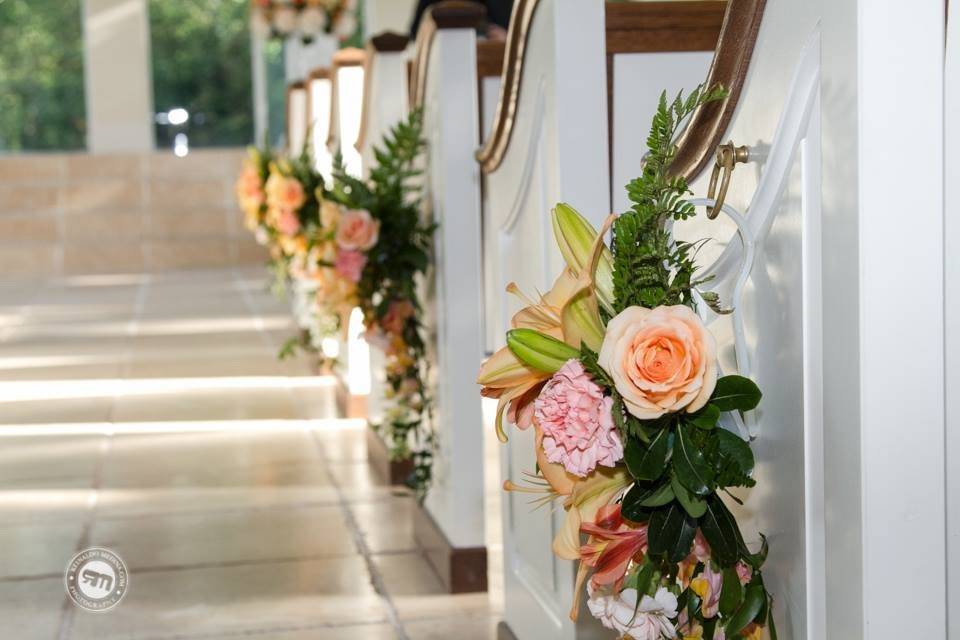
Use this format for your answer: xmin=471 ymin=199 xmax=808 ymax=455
xmin=335 ymin=209 xmax=380 ymax=251
xmin=265 ymin=173 xmax=305 ymax=212
xmin=598 ymin=305 xmax=717 ymax=420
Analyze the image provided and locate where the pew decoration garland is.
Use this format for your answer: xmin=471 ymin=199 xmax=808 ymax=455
xmin=235 ymin=111 xmax=437 ymax=497
xmin=477 ymin=86 xmax=777 ymax=640
xmin=327 ymin=109 xmax=438 ymax=498
xmin=249 ymin=0 xmax=358 ymax=42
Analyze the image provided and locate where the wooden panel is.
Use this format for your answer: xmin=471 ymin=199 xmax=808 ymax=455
xmin=477 ymin=40 xmax=506 ymax=78
xmin=605 ymin=1 xmax=726 ymax=54
xmin=411 ymin=1 xmax=487 ymax=107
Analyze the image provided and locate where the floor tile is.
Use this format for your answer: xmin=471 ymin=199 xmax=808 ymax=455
xmin=89 ymin=504 xmax=356 ymax=569
xmin=0 ymin=577 xmax=66 ymax=639
xmin=68 ymin=557 xmax=389 ymax=639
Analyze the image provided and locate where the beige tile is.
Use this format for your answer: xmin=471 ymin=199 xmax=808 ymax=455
xmin=0 ymin=184 xmax=59 ymax=213
xmin=375 ymin=552 xmax=494 ymax=621
xmin=404 ymin=615 xmax=501 ymax=640
xmin=148 ymin=179 xmax=227 ymax=208
xmin=63 ymin=210 xmax=144 ymax=239
xmin=66 ymin=153 xmax=144 ymax=180
xmin=0 ymin=155 xmax=64 ymax=183
xmin=89 ymin=504 xmax=356 ymax=569
xmin=0 ymin=397 xmax=113 ymax=425
xmin=148 ymin=148 xmax=245 ymax=179
xmin=0 ymin=577 xmax=65 ymax=638
xmin=203 ymin=623 xmax=399 ymax=639
xmin=61 ymin=180 xmax=143 ymax=213
xmin=0 ymin=244 xmax=59 ymax=276
xmin=148 ymin=238 xmax=230 ymax=270
xmin=62 ymin=244 xmax=146 ymax=274
xmin=58 ymin=247 xmax=142 ymax=275
xmin=0 ymin=436 xmax=102 ymax=484
xmin=353 ymin=499 xmax=418 ymax=554
xmin=110 ymin=387 xmax=299 ymax=422
xmin=96 ymin=485 xmax=343 ymax=518
xmin=146 ymin=208 xmax=230 ymax=238
xmin=0 ymin=213 xmax=59 ymax=242
xmin=68 ymin=557 xmax=389 ymax=638
xmin=0 ymin=519 xmax=85 ymax=578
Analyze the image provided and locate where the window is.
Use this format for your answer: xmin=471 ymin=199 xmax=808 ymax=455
xmin=149 ymin=0 xmax=254 ymax=151
xmin=0 ymin=0 xmax=86 ymax=151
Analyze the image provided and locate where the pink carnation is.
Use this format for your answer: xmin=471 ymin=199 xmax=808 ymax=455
xmin=334 ymin=249 xmax=367 ymax=283
xmin=534 ymin=359 xmax=623 ymax=477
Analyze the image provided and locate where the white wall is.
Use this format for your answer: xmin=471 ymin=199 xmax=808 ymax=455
xmin=947 ymin=5 xmax=960 ymax=638
xmin=364 ymin=0 xmax=418 ymax=37
xmin=82 ymin=0 xmax=155 ymax=153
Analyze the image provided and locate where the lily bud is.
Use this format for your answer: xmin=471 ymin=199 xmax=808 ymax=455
xmin=551 ymin=204 xmax=615 ymax=313
xmin=506 ymin=328 xmax=579 ymax=373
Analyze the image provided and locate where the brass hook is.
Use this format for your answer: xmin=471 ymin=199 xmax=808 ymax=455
xmin=706 ymin=142 xmax=750 ymax=219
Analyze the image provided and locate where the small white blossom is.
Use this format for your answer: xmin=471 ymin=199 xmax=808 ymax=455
xmin=587 ymin=585 xmax=678 ymax=640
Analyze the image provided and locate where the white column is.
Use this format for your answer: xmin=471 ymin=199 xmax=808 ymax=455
xmin=251 ymin=31 xmax=268 ymax=147
xmin=82 ymin=0 xmax=155 ymax=153
xmin=857 ymin=0 xmax=945 ymax=636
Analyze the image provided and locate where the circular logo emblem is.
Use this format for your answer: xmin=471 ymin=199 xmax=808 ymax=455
xmin=64 ymin=547 xmax=128 ymax=611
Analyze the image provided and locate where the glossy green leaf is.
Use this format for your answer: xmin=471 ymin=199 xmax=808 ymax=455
xmin=719 ymin=567 xmax=744 ymax=616
xmin=711 ymin=375 xmax=762 ymax=412
xmin=647 ymin=502 xmax=697 ymax=562
xmin=717 ymin=427 xmax=755 ymax=476
xmin=622 ymin=481 xmax=674 ymax=522
xmin=673 ymin=422 xmax=714 ymax=495
xmin=670 ymin=470 xmax=706 ymax=517
xmin=725 ymin=585 xmax=766 ymax=636
xmin=699 ymin=494 xmax=742 ymax=567
xmin=623 ymin=428 xmax=670 ymax=482
xmin=688 ymin=404 xmax=720 ymax=429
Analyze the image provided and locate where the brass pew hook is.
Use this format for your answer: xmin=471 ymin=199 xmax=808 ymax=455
xmin=706 ymin=142 xmax=750 ymax=219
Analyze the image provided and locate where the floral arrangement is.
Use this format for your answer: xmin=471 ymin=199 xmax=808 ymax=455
xmin=477 ymin=86 xmax=777 ymax=639
xmin=250 ymin=0 xmax=358 ymax=42
xmin=326 ymin=109 xmax=437 ymax=497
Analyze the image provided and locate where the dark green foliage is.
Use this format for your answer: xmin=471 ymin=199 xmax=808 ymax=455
xmin=149 ymin=0 xmax=254 ymax=148
xmin=328 ymin=109 xmax=437 ymax=500
xmin=611 ymin=85 xmax=727 ymax=312
xmin=0 ymin=0 xmax=86 ymax=150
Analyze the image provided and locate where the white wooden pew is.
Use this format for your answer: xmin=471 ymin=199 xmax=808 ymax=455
xmin=352 ymin=32 xmax=410 ymax=440
xmin=285 ymin=81 xmax=309 ymax=155
xmin=326 ymin=47 xmax=366 ymax=178
xmin=476 ymin=1 xmax=730 ymax=638
xmin=409 ymin=1 xmax=505 ymax=594
xmin=477 ymin=2 xmax=610 ymax=636
xmin=306 ymin=67 xmax=334 ymax=181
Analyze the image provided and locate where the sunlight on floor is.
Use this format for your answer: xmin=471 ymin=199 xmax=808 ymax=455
xmin=0 ymin=267 xmax=502 ymax=640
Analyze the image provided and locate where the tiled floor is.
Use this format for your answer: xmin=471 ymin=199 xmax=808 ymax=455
xmin=0 ymin=268 xmax=502 ymax=639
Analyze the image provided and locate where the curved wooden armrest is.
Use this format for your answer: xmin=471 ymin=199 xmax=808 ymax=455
xmin=410 ymin=1 xmax=487 ymax=108
xmin=478 ymin=0 xmax=766 ymax=177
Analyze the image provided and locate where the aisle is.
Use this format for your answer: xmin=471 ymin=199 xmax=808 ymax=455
xmin=0 ymin=268 xmax=500 ymax=639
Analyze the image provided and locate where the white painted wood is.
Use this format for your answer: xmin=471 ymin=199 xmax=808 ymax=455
xmin=857 ymin=0 xmax=944 ymax=636
xmin=611 ymin=51 xmax=712 ymax=213
xmin=287 ymin=86 xmax=309 ymax=156
xmin=677 ymin=33 xmax=824 ymax=637
xmin=946 ymin=5 xmax=960 ymax=638
xmin=420 ymin=27 xmax=486 ymax=550
xmin=308 ymin=76 xmax=333 ymax=182
xmin=359 ymin=50 xmax=409 ymax=178
xmin=285 ymin=35 xmax=338 ymax=82
xmin=481 ymin=1 xmax=609 ymax=637
xmin=328 ymin=65 xmax=365 ymax=178
xmin=364 ymin=0 xmax=418 ymax=38
xmin=356 ymin=47 xmax=409 ymax=429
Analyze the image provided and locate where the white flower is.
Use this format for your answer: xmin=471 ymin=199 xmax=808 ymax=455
xmin=250 ymin=11 xmax=271 ymax=39
xmin=587 ymin=585 xmax=678 ymax=640
xmin=333 ymin=11 xmax=357 ymax=38
xmin=272 ymin=6 xmax=298 ymax=35
xmin=298 ymin=6 xmax=327 ymax=36
xmin=254 ymin=227 xmax=269 ymax=246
